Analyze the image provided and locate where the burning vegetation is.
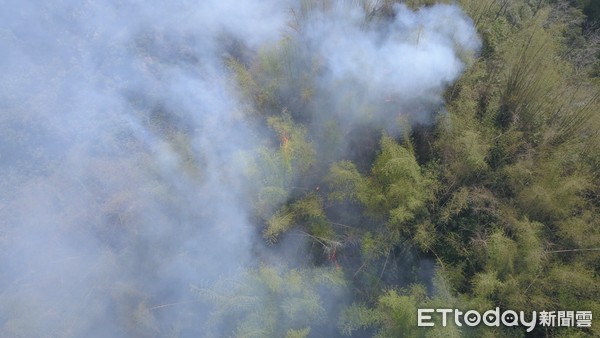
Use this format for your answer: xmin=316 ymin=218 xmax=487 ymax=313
xmin=1 ymin=0 xmax=600 ymax=337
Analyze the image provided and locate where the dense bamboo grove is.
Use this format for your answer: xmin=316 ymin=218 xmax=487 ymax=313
xmin=221 ymin=1 xmax=600 ymax=336
xmin=1 ymin=0 xmax=599 ymax=337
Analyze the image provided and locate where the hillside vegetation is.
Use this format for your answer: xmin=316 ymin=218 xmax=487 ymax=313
xmin=220 ymin=0 xmax=600 ymax=336
xmin=1 ymin=0 xmax=599 ymax=337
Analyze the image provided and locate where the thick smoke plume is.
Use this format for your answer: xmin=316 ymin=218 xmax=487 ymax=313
xmin=0 ymin=1 xmax=479 ymax=336
xmin=301 ymin=2 xmax=479 ymax=147
xmin=323 ymin=5 xmax=476 ymax=109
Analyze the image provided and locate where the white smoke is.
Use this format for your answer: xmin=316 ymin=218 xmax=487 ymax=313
xmin=303 ymin=2 xmax=479 ymax=128
xmin=0 ymin=1 xmax=479 ymax=336
xmin=0 ymin=0 xmax=293 ymax=336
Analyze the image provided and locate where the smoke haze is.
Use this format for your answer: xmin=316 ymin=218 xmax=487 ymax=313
xmin=0 ymin=1 xmax=479 ymax=336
